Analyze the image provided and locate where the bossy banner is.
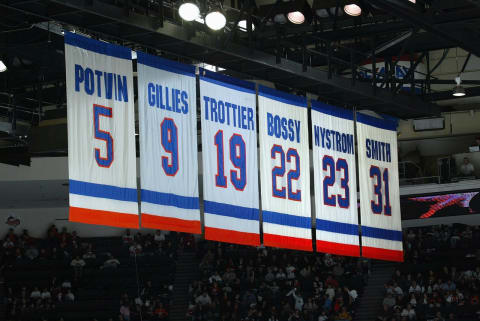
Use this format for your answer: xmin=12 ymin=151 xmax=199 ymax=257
xmin=258 ymin=86 xmax=311 ymax=251
xmin=65 ymin=32 xmax=138 ymax=228
xmin=137 ymin=52 xmax=200 ymax=234
xmin=357 ymin=113 xmax=403 ymax=262
xmin=311 ymin=102 xmax=359 ymax=257
xmin=200 ymin=70 xmax=260 ymax=246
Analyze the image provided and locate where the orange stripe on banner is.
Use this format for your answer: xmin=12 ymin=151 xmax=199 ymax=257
xmin=69 ymin=207 xmax=139 ymax=229
xmin=316 ymin=240 xmax=360 ymax=257
xmin=141 ymin=214 xmax=201 ymax=234
xmin=205 ymin=227 xmax=260 ymax=246
xmin=263 ymin=233 xmax=312 ymax=252
xmin=362 ymin=246 xmax=404 ymax=262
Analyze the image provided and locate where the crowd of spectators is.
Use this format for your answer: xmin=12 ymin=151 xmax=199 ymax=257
xmin=1 ymin=225 xmax=182 ymax=321
xmin=187 ymin=241 xmax=369 ymax=321
xmin=402 ymin=225 xmax=480 ymax=264
xmin=380 ymin=224 xmax=480 ymax=321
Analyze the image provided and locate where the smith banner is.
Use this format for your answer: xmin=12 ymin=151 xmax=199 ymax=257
xmin=357 ymin=113 xmax=403 ymax=262
xmin=259 ymin=86 xmax=311 ymax=251
xmin=311 ymin=102 xmax=360 ymax=257
xmin=137 ymin=53 xmax=200 ymax=234
xmin=65 ymin=32 xmax=138 ymax=228
xmin=200 ymin=70 xmax=260 ymax=246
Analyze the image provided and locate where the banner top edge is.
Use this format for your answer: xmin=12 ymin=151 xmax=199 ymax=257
xmin=258 ymin=85 xmax=307 ymax=108
xmin=64 ymin=32 xmax=131 ymax=60
xmin=356 ymin=112 xmax=397 ymax=131
xmin=137 ymin=51 xmax=196 ymax=76
xmin=311 ymin=101 xmax=354 ymax=120
xmin=199 ymin=68 xmax=256 ymax=93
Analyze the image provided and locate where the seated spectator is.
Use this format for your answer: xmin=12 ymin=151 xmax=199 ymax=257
xmin=154 ymin=229 xmax=165 ymax=242
xmin=101 ymin=254 xmax=120 ymax=269
xmin=337 ymin=306 xmax=352 ymax=321
xmin=65 ymin=289 xmax=75 ymax=302
xmin=122 ymin=229 xmax=134 ymax=244
xmin=460 ymin=157 xmax=475 ymax=176
xmin=70 ymin=255 xmax=86 ymax=279
xmin=383 ymin=293 xmax=396 ymax=308
xmin=41 ymin=288 xmax=51 ymax=300
xmin=30 ymin=287 xmax=41 ymax=299
xmin=62 ymin=279 xmax=72 ymax=289
xmin=120 ymin=301 xmax=131 ymax=321
xmin=195 ymin=292 xmax=212 ymax=306
xmin=400 ymin=304 xmax=416 ymax=320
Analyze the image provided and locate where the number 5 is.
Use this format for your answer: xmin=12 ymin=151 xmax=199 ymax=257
xmin=93 ymin=104 xmax=114 ymax=168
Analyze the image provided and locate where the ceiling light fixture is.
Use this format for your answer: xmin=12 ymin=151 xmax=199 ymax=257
xmin=316 ymin=8 xmax=329 ymax=17
xmin=273 ymin=13 xmax=287 ymax=24
xmin=179 ymin=1 xmax=200 ymax=21
xmin=205 ymin=9 xmax=226 ymax=30
xmin=452 ymin=76 xmax=466 ymax=97
xmin=344 ymin=3 xmax=362 ymax=16
xmin=238 ymin=20 xmax=256 ymax=32
xmin=0 ymin=60 xmax=6 ymax=73
xmin=287 ymin=11 xmax=305 ymax=24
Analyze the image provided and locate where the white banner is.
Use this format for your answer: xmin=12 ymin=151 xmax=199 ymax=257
xmin=65 ymin=32 xmax=138 ymax=228
xmin=311 ymin=101 xmax=359 ymax=257
xmin=258 ymin=86 xmax=311 ymax=251
xmin=137 ymin=52 xmax=200 ymax=234
xmin=200 ymin=70 xmax=260 ymax=246
xmin=357 ymin=113 xmax=403 ymax=262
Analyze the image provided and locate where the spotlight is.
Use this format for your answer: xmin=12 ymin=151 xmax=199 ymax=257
xmin=273 ymin=13 xmax=287 ymax=24
xmin=238 ymin=20 xmax=256 ymax=32
xmin=344 ymin=3 xmax=362 ymax=16
xmin=287 ymin=11 xmax=305 ymax=24
xmin=0 ymin=60 xmax=6 ymax=73
xmin=452 ymin=76 xmax=466 ymax=97
xmin=179 ymin=1 xmax=200 ymax=21
xmin=205 ymin=10 xmax=226 ymax=30
xmin=316 ymin=8 xmax=329 ymax=17
xmin=408 ymin=0 xmax=416 ymax=3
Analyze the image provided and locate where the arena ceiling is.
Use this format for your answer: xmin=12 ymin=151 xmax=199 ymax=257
xmin=1 ymin=0 xmax=480 ymax=160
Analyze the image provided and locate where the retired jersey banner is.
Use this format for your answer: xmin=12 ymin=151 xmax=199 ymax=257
xmin=311 ymin=102 xmax=359 ymax=257
xmin=200 ymin=70 xmax=260 ymax=246
xmin=258 ymin=86 xmax=311 ymax=251
xmin=137 ymin=53 xmax=200 ymax=234
xmin=357 ymin=113 xmax=403 ymax=262
xmin=65 ymin=32 xmax=138 ymax=228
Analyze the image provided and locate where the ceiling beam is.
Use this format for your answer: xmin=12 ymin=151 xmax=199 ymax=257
xmin=427 ymin=86 xmax=480 ymax=101
xmin=365 ymin=0 xmax=480 ymax=58
xmin=3 ymin=0 xmax=441 ymax=117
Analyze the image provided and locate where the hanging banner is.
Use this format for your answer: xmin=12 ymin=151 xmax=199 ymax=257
xmin=137 ymin=52 xmax=200 ymax=234
xmin=258 ymin=86 xmax=311 ymax=251
xmin=200 ymin=70 xmax=260 ymax=246
xmin=357 ymin=113 xmax=403 ymax=262
xmin=65 ymin=32 xmax=138 ymax=228
xmin=311 ymin=102 xmax=359 ymax=257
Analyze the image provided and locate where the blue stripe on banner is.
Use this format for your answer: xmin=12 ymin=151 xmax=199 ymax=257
xmin=356 ymin=112 xmax=397 ymax=131
xmin=200 ymin=68 xmax=256 ymax=93
xmin=64 ymin=32 xmax=131 ymax=60
xmin=263 ymin=211 xmax=311 ymax=229
xmin=141 ymin=189 xmax=199 ymax=210
xmin=362 ymin=225 xmax=403 ymax=241
xmin=204 ymin=201 xmax=259 ymax=221
xmin=316 ymin=219 xmax=359 ymax=236
xmin=200 ymin=76 xmax=255 ymax=94
xmin=69 ymin=180 xmax=137 ymax=202
xmin=137 ymin=52 xmax=195 ymax=77
xmin=258 ymin=85 xmax=307 ymax=108
xmin=311 ymin=101 xmax=354 ymax=121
